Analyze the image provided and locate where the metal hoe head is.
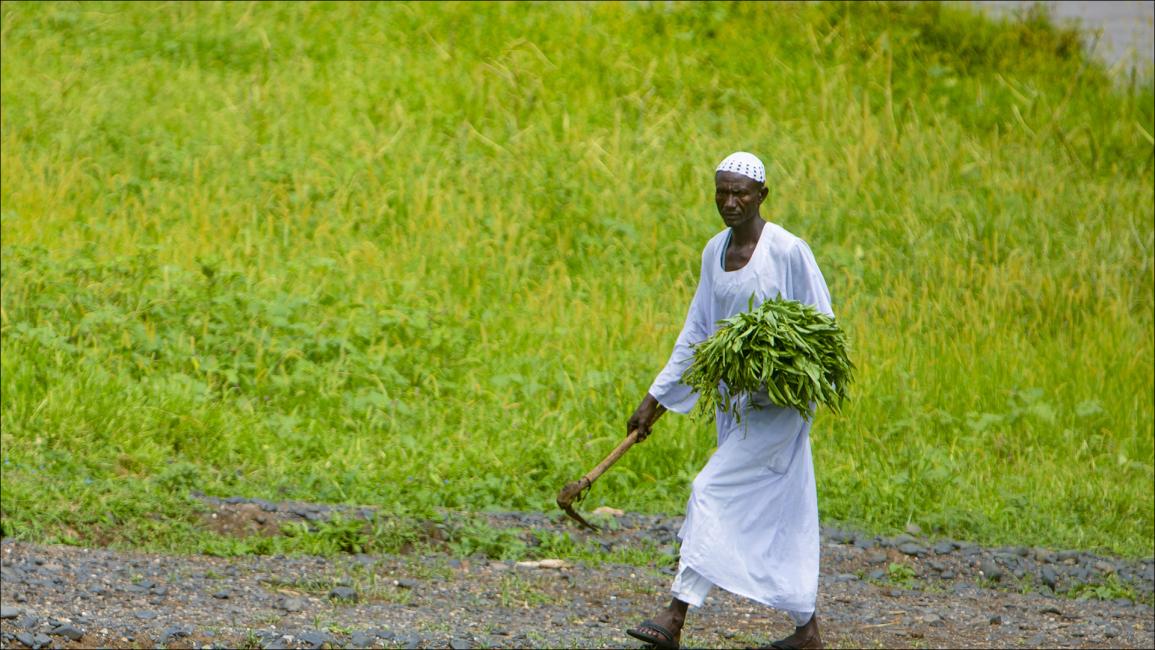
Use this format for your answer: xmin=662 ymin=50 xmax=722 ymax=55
xmin=556 ymin=477 xmax=598 ymax=532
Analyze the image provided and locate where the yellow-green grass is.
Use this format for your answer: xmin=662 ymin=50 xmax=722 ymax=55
xmin=1 ymin=1 xmax=1152 ymax=557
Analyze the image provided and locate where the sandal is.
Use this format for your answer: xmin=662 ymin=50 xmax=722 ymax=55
xmin=626 ymin=618 xmax=681 ymax=649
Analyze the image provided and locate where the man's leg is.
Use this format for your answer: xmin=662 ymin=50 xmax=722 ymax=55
xmin=625 ymin=563 xmax=712 ymax=648
xmin=767 ymin=609 xmax=822 ymax=650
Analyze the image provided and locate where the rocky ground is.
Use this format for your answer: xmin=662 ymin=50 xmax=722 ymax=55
xmin=1 ymin=495 xmax=1152 ymax=649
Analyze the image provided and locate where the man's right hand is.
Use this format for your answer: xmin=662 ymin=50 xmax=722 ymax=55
xmin=627 ymin=393 xmax=667 ymax=442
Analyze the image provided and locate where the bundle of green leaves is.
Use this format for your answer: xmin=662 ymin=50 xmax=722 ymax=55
xmin=682 ymin=296 xmax=854 ymax=422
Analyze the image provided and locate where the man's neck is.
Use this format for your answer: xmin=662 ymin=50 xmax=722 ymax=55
xmin=731 ymin=216 xmax=766 ymax=247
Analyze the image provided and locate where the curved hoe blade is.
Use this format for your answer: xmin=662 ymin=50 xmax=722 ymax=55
xmin=556 ymin=478 xmax=598 ymax=532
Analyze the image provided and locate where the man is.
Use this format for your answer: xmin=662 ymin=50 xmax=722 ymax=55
xmin=625 ymin=152 xmax=831 ymax=650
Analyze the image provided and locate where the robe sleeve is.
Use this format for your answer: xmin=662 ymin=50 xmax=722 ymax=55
xmin=788 ymin=239 xmax=834 ymax=318
xmin=647 ymin=244 xmax=712 ymax=414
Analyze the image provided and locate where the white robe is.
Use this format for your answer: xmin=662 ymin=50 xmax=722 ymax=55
xmin=648 ymin=222 xmax=833 ymax=613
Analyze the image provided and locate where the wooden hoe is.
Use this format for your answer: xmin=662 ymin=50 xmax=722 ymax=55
xmin=555 ymin=428 xmax=643 ymax=532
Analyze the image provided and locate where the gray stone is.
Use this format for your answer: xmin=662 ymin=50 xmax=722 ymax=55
xmin=940 ymin=570 xmax=956 ymax=579
xmin=329 ymin=586 xmax=358 ymax=602
xmin=33 ymin=633 xmax=51 ymax=649
xmin=135 ymin=610 xmax=157 ymax=620
xmin=852 ymin=537 xmax=876 ymax=550
xmin=450 ymin=638 xmax=472 ymax=650
xmin=989 ymin=615 xmax=1002 ymax=625
xmin=832 ymin=573 xmax=859 ymax=583
xmin=49 ymin=624 xmax=84 ymax=641
xmin=18 ymin=614 xmax=38 ymax=629
xmin=0 ymin=606 xmax=20 ymax=619
xmin=892 ymin=533 xmax=917 ymax=546
xmin=297 ymin=630 xmax=331 ymax=648
xmin=212 ymin=589 xmax=230 ymax=599
xmin=161 ymin=626 xmax=192 ymax=643
xmin=1093 ymin=560 xmax=1115 ymax=575
xmin=933 ymin=541 xmax=955 ymax=555
xmin=396 ymin=578 xmax=418 ymax=589
xmin=868 ymin=569 xmax=886 ymax=581
xmin=826 ymin=529 xmax=853 ymax=544
xmin=277 ymin=597 xmax=306 ymax=612
xmin=351 ymin=632 xmax=375 ymax=648
xmin=898 ymin=543 xmax=927 ymax=557
xmin=980 ymin=559 xmax=1004 ymax=582
xmin=1041 ymin=566 xmax=1058 ymax=590
xmin=866 ymin=553 xmax=888 ymax=565
xmin=15 ymin=632 xmax=34 ymax=648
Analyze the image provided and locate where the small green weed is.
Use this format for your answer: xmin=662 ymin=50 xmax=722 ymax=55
xmin=887 ymin=562 xmax=917 ymax=589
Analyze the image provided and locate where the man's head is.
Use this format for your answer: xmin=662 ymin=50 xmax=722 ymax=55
xmin=714 ymin=151 xmax=768 ymax=228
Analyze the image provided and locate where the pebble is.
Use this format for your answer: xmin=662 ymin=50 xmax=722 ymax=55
xmin=898 ymin=543 xmax=927 ymax=557
xmin=15 ymin=632 xmax=34 ymax=648
xmin=297 ymin=630 xmax=331 ymax=648
xmin=0 ymin=606 xmax=20 ymax=619
xmin=277 ymin=597 xmax=306 ymax=612
xmin=161 ymin=625 xmax=193 ymax=643
xmin=990 ymin=614 xmax=1003 ymax=625
xmin=212 ymin=589 xmax=230 ymax=599
xmin=49 ymin=624 xmax=84 ymax=640
xmin=852 ymin=537 xmax=876 ymax=550
xmin=1041 ymin=566 xmax=1058 ymax=590
xmin=980 ymin=559 xmax=1004 ymax=582
xmin=449 ymin=638 xmax=472 ymax=649
xmin=866 ymin=553 xmax=887 ymax=565
xmin=933 ymin=541 xmax=955 ymax=555
xmin=329 ymin=586 xmax=358 ymax=602
xmin=827 ymin=529 xmax=854 ymax=544
xmin=135 ymin=609 xmax=157 ymax=620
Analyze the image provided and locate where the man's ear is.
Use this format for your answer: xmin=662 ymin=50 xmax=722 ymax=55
xmin=759 ymin=185 xmax=769 ymax=203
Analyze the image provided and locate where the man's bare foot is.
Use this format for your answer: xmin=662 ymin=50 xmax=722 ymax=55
xmin=625 ymin=598 xmax=688 ymax=649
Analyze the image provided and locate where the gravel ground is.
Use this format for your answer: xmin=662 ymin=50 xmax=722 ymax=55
xmin=1 ymin=496 xmax=1152 ymax=649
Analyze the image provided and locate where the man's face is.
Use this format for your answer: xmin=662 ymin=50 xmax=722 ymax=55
xmin=715 ymin=171 xmax=767 ymax=228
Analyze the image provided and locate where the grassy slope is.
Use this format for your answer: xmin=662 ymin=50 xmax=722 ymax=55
xmin=1 ymin=1 xmax=1152 ymax=557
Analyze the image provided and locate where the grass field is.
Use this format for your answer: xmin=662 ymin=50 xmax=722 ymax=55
xmin=2 ymin=1 xmax=1152 ymax=558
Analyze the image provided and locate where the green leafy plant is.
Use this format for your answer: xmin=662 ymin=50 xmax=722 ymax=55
xmin=683 ymin=296 xmax=854 ymax=421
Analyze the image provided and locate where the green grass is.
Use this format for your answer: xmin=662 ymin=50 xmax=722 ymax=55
xmin=1 ymin=1 xmax=1152 ymax=558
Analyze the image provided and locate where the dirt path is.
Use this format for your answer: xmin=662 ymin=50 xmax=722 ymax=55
xmin=1 ymin=500 xmax=1152 ymax=649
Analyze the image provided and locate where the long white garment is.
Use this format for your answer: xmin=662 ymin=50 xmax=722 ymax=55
xmin=648 ymin=222 xmax=833 ymax=613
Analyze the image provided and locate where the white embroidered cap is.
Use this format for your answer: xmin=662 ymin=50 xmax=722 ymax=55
xmin=716 ymin=151 xmax=765 ymax=184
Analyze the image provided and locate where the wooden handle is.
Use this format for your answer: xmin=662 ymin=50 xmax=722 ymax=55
xmin=581 ymin=428 xmax=641 ymax=485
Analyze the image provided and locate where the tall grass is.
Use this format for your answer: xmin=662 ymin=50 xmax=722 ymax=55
xmin=2 ymin=1 xmax=1152 ymax=557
